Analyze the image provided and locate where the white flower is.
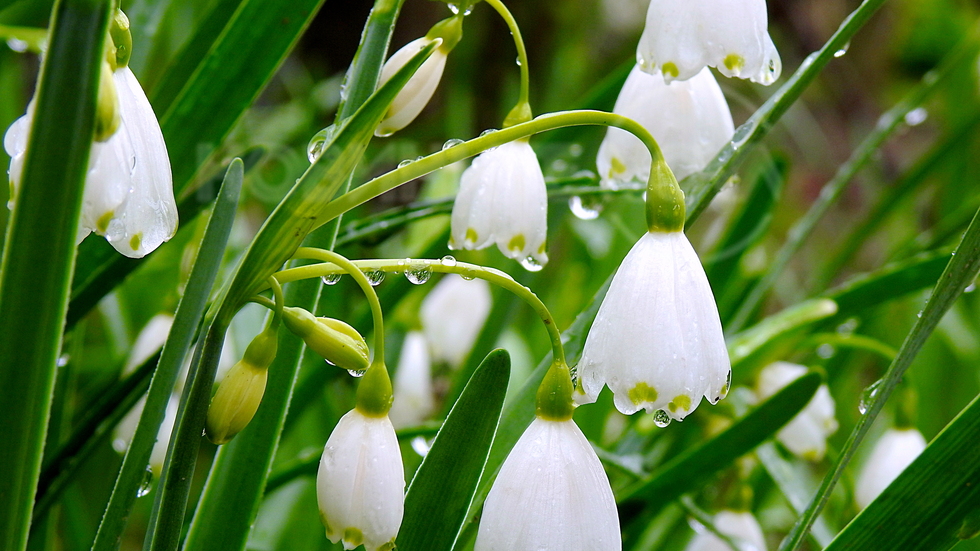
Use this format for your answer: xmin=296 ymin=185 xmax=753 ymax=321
xmin=317 ymin=409 xmax=405 ymax=551
xmin=450 ymin=139 xmax=549 ymax=268
xmin=375 ymin=38 xmax=448 ymax=137
xmin=854 ymin=427 xmax=926 ymax=509
xmin=576 ymin=231 xmax=730 ymax=419
xmin=420 ymin=275 xmax=492 ymax=367
xmin=637 ymin=0 xmax=782 ymax=85
xmin=475 ymin=417 xmax=620 ymax=551
xmin=388 ymin=331 xmax=435 ymax=429
xmin=597 ymin=66 xmax=734 ymax=186
xmin=5 ymin=66 xmax=177 ymax=258
xmin=685 ymin=510 xmax=767 ymax=551
xmin=756 ymin=362 xmax=838 ymax=461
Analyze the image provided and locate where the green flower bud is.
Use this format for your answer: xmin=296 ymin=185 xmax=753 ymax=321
xmin=205 ymin=329 xmax=278 ymax=444
xmin=356 ymin=362 xmax=394 ymax=417
xmin=94 ymin=60 xmax=120 ymax=142
xmin=645 ymin=159 xmax=686 ymax=233
xmin=536 ymin=360 xmax=574 ymax=421
xmin=110 ymin=10 xmax=132 ymax=69
xmin=282 ymin=307 xmax=370 ymax=373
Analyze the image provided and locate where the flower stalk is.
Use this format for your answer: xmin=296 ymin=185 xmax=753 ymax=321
xmin=484 ymin=0 xmax=531 ymax=126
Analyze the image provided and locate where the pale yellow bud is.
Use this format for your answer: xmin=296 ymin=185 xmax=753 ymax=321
xmin=205 ymin=359 xmax=268 ymax=445
xmin=282 ymin=307 xmax=370 ymax=372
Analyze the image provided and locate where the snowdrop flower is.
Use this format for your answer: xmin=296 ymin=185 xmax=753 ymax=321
xmin=576 ymin=230 xmax=730 ymax=419
xmin=420 ymin=275 xmax=492 ymax=367
xmin=388 ymin=331 xmax=435 ymax=429
xmin=597 ymin=66 xmax=734 ymax=186
xmin=637 ymin=0 xmax=781 ymax=85
xmin=685 ymin=510 xmax=767 ymax=551
xmin=475 ymin=417 xmax=621 ymax=550
xmin=450 ymin=139 xmax=549 ymax=269
xmin=854 ymin=427 xmax=926 ymax=508
xmin=375 ymin=16 xmax=463 ymax=137
xmin=317 ymin=408 xmax=404 ymax=551
xmin=756 ymin=362 xmax=838 ymax=461
xmin=4 ymin=14 xmax=177 ymax=258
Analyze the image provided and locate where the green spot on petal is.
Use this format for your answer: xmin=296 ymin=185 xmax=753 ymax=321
xmin=538 ymin=240 xmax=547 ymax=255
xmin=508 ymin=233 xmax=525 ymax=253
xmin=466 ymin=227 xmax=479 ymax=245
xmin=129 ymin=233 xmax=142 ymax=251
xmin=379 ymin=541 xmax=397 ymax=551
xmin=610 ymin=156 xmax=627 ymax=175
xmin=343 ymin=527 xmax=364 ymax=548
xmin=667 ymin=394 xmax=691 ymax=413
xmin=662 ymin=62 xmax=679 ymax=78
xmin=628 ymin=382 xmax=658 ymax=406
xmin=724 ymin=54 xmax=745 ymax=72
xmin=96 ymin=210 xmax=114 ymax=233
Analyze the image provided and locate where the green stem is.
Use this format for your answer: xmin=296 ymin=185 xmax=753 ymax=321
xmin=266 ymin=276 xmax=283 ymax=331
xmin=291 ymin=248 xmax=386 ymax=361
xmin=484 ymin=0 xmax=531 ymax=122
xmin=273 ymin=255 xmax=567 ymax=366
xmin=320 ymin=109 xmax=666 ymax=224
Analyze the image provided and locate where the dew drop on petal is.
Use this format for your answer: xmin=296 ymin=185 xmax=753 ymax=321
xmin=859 ymin=379 xmax=883 ymax=414
xmin=652 ymin=409 xmax=671 ymax=428
xmin=321 ymin=273 xmax=342 ymax=286
xmin=520 ymin=256 xmax=543 ymax=272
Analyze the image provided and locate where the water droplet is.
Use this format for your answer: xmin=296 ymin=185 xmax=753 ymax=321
xmin=137 ymin=468 xmax=154 ymax=497
xmin=837 ymin=317 xmax=859 ymax=334
xmin=817 ymin=343 xmax=835 ymax=359
xmin=321 ymin=273 xmax=342 ymax=286
xmin=56 ymin=354 xmax=70 ymax=367
xmin=833 ymin=41 xmax=850 ymax=58
xmin=569 ymin=195 xmax=602 ymax=220
xmin=405 ymin=265 xmax=432 ymax=285
xmin=397 ymin=159 xmax=413 ymax=168
xmin=520 ymin=256 xmax=543 ymax=272
xmin=307 ymin=125 xmax=337 ymax=163
xmin=348 ymin=368 xmax=367 ymax=378
xmin=460 ymin=273 xmax=475 ymax=280
xmin=443 ymin=138 xmax=464 ymax=150
xmin=479 ymin=128 xmax=498 ymax=138
xmin=363 ymin=269 xmax=385 ymax=286
xmin=447 ymin=3 xmax=459 ymax=14
xmin=515 ymin=56 xmax=522 ymax=66
xmin=652 ymin=409 xmax=671 ymax=428
xmin=440 ymin=255 xmax=457 ymax=267
xmin=904 ymin=107 xmax=928 ymax=126
xmin=966 ymin=283 xmax=977 ymax=293
xmin=7 ymin=38 xmax=28 ymax=53
xmin=569 ymin=144 xmax=583 ymax=157
xmin=859 ymin=379 xmax=883 ymax=414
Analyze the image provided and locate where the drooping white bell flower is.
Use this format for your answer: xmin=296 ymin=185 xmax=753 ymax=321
xmin=597 ymin=66 xmax=734 ymax=187
xmin=475 ymin=417 xmax=621 ymax=550
xmin=854 ymin=427 xmax=926 ymax=509
xmin=756 ymin=362 xmax=838 ymax=461
xmin=450 ymin=139 xmax=549 ymax=269
xmin=420 ymin=275 xmax=492 ymax=368
xmin=375 ymin=16 xmax=463 ymax=137
xmin=576 ymin=230 xmax=730 ymax=419
xmin=685 ymin=510 xmax=767 ymax=551
xmin=317 ymin=408 xmax=405 ymax=551
xmin=388 ymin=331 xmax=435 ymax=429
xmin=637 ymin=0 xmax=782 ymax=85
xmin=4 ymin=66 xmax=178 ymax=258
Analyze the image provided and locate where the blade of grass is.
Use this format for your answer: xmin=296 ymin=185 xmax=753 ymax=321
xmin=778 ymin=204 xmax=980 ymax=551
xmin=0 ymin=1 xmax=109 ymax=549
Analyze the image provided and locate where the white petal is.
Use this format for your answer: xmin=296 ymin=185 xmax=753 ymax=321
xmin=317 ymin=410 xmax=405 ymax=551
xmin=376 ymin=38 xmax=448 ymax=137
xmin=450 ymin=140 xmax=548 ymax=265
xmin=685 ymin=510 xmax=767 ymax=551
xmin=420 ymin=275 xmax=492 ymax=367
xmin=475 ymin=418 xmax=620 ymax=551
xmin=5 ymin=106 xmax=33 ymax=209
xmin=854 ymin=428 xmax=926 ymax=509
xmin=597 ymin=66 xmax=734 ymax=187
xmin=100 ymin=67 xmax=177 ymax=258
xmin=123 ymin=314 xmax=174 ymax=374
xmin=388 ymin=331 xmax=435 ymax=429
xmin=577 ymin=231 xmax=730 ymax=419
xmin=756 ymin=362 xmax=838 ymax=460
xmin=637 ymin=0 xmax=781 ymax=85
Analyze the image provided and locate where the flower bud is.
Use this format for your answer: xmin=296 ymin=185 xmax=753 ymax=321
xmin=282 ymin=307 xmax=370 ymax=372
xmin=205 ymin=329 xmax=277 ymax=444
xmin=110 ymin=10 xmax=132 ymax=68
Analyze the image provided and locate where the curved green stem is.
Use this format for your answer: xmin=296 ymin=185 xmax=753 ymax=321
xmin=273 ymin=256 xmax=567 ymax=366
xmin=484 ymin=0 xmax=531 ymax=122
xmin=266 ymin=276 xmax=284 ymax=331
xmin=320 ymin=109 xmax=668 ymax=224
xmin=291 ymin=248 xmax=386 ymax=360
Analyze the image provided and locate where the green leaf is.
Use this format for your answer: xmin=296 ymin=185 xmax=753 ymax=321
xmin=92 ymin=158 xmax=243 ymax=551
xmin=825 ymin=393 xmax=980 ymax=550
xmin=617 ymin=373 xmax=822 ymax=522
xmin=827 ymin=248 xmax=952 ymax=316
xmin=727 ymin=298 xmax=839 ymax=370
xmin=0 ymin=0 xmax=109 ymax=549
xmin=398 ymin=349 xmax=510 ymax=551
